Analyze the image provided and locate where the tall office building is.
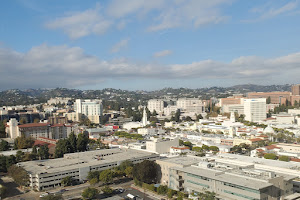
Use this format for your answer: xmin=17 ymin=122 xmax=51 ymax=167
xmin=74 ymin=99 xmax=103 ymax=124
xmin=244 ymin=98 xmax=266 ymax=122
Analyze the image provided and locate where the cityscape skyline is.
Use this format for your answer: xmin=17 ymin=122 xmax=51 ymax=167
xmin=1 ymin=0 xmax=300 ymax=90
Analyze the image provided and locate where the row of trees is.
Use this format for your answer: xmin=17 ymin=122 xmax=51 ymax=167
xmin=114 ymin=131 xmax=144 ymax=140
xmin=14 ymin=135 xmax=35 ymax=149
xmin=87 ymin=160 xmax=134 ymax=185
xmin=263 ymin=153 xmax=290 ymax=161
xmin=54 ymin=133 xmax=89 ymax=158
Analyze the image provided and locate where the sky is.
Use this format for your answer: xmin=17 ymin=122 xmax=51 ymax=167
xmin=0 ymin=0 xmax=300 ymax=91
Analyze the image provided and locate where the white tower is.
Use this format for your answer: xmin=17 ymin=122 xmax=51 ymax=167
xmin=142 ymin=107 xmax=148 ymax=126
xmin=230 ymin=112 xmax=236 ymax=123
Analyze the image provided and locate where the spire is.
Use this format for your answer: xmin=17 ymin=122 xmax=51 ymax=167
xmin=142 ymin=106 xmax=147 ymax=126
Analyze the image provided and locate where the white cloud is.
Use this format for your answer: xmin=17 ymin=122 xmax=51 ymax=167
xmin=243 ymin=1 xmax=299 ymax=22
xmin=46 ymin=4 xmax=112 ymax=39
xmin=1 ymin=44 xmax=300 ymax=90
xmin=154 ymin=50 xmax=172 ymax=57
xmin=46 ymin=0 xmax=232 ymax=38
xmin=111 ymin=38 xmax=130 ymax=53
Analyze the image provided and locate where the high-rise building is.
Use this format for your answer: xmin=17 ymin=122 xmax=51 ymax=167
xmin=176 ymin=98 xmax=203 ymax=114
xmin=292 ymin=84 xmax=300 ymax=95
xmin=244 ymin=98 xmax=266 ymax=122
xmin=74 ymin=99 xmax=103 ymax=124
xmin=147 ymin=99 xmax=165 ymax=113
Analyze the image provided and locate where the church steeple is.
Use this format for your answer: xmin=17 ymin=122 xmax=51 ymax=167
xmin=142 ymin=106 xmax=147 ymax=126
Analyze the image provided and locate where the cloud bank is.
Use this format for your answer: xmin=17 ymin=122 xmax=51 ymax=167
xmin=45 ymin=0 xmax=232 ymax=39
xmin=0 ymin=44 xmax=300 ymax=90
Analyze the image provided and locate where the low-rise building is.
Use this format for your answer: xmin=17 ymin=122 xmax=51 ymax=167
xmin=146 ymin=137 xmax=179 ymax=154
xmin=18 ymin=148 xmax=159 ymax=191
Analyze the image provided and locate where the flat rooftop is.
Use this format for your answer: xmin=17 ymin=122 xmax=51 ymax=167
xmin=157 ymin=155 xmax=203 ymax=166
xmin=18 ymin=148 xmax=158 ymax=175
xmin=176 ymin=166 xmax=273 ymax=190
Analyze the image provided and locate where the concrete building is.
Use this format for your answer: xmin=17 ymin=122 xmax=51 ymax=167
xmin=74 ymin=99 xmax=103 ymax=124
xmin=147 ymin=99 xmax=165 ymax=113
xmin=219 ymin=97 xmax=243 ymax=107
xmin=158 ymin=155 xmax=296 ymax=200
xmin=47 ymin=97 xmax=71 ymax=105
xmin=146 ymin=137 xmax=179 ymax=154
xmin=248 ymin=92 xmax=291 ymax=104
xmin=244 ymin=98 xmax=267 ymax=122
xmin=176 ymin=98 xmax=204 ymax=114
xmin=18 ymin=148 xmax=159 ymax=191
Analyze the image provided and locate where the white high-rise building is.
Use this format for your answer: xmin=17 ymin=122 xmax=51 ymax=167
xmin=244 ymin=98 xmax=266 ymax=122
xmin=74 ymin=99 xmax=103 ymax=124
xmin=176 ymin=98 xmax=203 ymax=114
xmin=147 ymin=99 xmax=165 ymax=113
xmin=142 ymin=107 xmax=148 ymax=126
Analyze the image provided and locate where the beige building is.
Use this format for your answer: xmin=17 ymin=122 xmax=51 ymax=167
xmin=276 ymin=143 xmax=300 ymax=154
xmin=146 ymin=137 xmax=179 ymax=154
xmin=19 ymin=148 xmax=159 ymax=191
xmin=158 ymin=156 xmax=296 ymax=200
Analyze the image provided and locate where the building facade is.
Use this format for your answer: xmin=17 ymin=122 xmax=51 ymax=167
xmin=74 ymin=99 xmax=103 ymax=124
xmin=244 ymin=98 xmax=267 ymax=122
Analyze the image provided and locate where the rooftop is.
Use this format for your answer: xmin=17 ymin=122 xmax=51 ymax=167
xmin=18 ymin=148 xmax=158 ymax=175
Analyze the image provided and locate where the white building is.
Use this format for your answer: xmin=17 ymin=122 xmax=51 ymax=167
xmin=146 ymin=137 xmax=179 ymax=154
xmin=244 ymin=98 xmax=266 ymax=122
xmin=176 ymin=98 xmax=204 ymax=114
xmin=47 ymin=97 xmax=71 ymax=105
xmin=147 ymin=99 xmax=165 ymax=113
xmin=19 ymin=149 xmax=159 ymax=191
xmin=74 ymin=99 xmax=103 ymax=124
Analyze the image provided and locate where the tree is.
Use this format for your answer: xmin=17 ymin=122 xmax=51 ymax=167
xmin=6 ymin=155 xmax=16 ymax=169
xmin=0 ymin=185 xmax=7 ymax=199
xmin=183 ymin=141 xmax=193 ymax=150
xmin=99 ymin=169 xmax=113 ymax=184
xmin=264 ymin=153 xmax=277 ymax=160
xmin=14 ymin=135 xmax=34 ymax=149
xmin=266 ymin=96 xmax=271 ymax=104
xmin=77 ymin=133 xmax=89 ymax=152
xmin=209 ymin=146 xmax=219 ymax=153
xmin=157 ymin=185 xmax=168 ymax=195
xmin=174 ymin=110 xmax=181 ymax=122
xmin=31 ymin=145 xmax=38 ymax=160
xmin=8 ymin=165 xmax=29 ymax=187
xmin=192 ymin=147 xmax=203 ymax=152
xmin=278 ymin=155 xmax=290 ymax=162
xmin=133 ymin=160 xmax=158 ymax=184
xmin=87 ymin=171 xmax=100 ymax=182
xmin=196 ymin=114 xmax=203 ymax=121
xmin=61 ymin=176 xmax=73 ymax=187
xmin=38 ymin=145 xmax=49 ymax=160
xmin=185 ymin=116 xmax=193 ymax=121
xmin=68 ymin=132 xmax=77 ymax=153
xmin=118 ymin=160 xmax=133 ymax=171
xmin=0 ymin=140 xmax=9 ymax=151
xmin=124 ymin=166 xmax=133 ymax=178
xmin=202 ymin=145 xmax=210 ymax=152
xmin=101 ymin=185 xmax=113 ymax=195
xmin=0 ymin=155 xmax=7 ymax=172
xmin=0 ymin=121 xmax=6 ymax=138
xmin=82 ymin=187 xmax=98 ymax=200
xmin=16 ymin=150 xmax=25 ymax=162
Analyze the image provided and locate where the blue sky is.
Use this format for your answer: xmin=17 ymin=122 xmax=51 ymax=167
xmin=0 ymin=0 xmax=300 ymax=91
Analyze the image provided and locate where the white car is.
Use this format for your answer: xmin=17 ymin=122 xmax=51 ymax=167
xmin=39 ymin=193 xmax=49 ymax=198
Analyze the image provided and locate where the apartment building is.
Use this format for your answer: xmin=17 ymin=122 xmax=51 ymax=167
xmin=176 ymin=98 xmax=204 ymax=114
xmin=147 ymin=99 xmax=165 ymax=113
xmin=244 ymin=98 xmax=267 ymax=122
xmin=18 ymin=148 xmax=159 ymax=191
xmin=74 ymin=99 xmax=103 ymax=124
